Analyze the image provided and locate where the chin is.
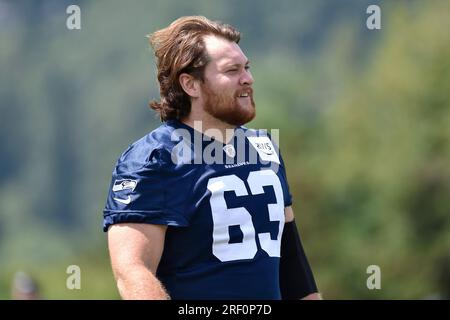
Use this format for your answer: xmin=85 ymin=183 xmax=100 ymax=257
xmin=230 ymin=106 xmax=255 ymax=126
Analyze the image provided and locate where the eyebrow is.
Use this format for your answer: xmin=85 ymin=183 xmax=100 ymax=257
xmin=223 ymin=60 xmax=250 ymax=68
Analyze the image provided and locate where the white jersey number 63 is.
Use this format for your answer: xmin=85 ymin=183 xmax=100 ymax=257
xmin=207 ymin=170 xmax=285 ymax=262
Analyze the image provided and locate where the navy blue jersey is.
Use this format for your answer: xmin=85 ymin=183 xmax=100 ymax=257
xmin=103 ymin=120 xmax=293 ymax=299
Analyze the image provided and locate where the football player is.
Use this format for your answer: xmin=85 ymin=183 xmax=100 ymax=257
xmin=104 ymin=16 xmax=320 ymax=300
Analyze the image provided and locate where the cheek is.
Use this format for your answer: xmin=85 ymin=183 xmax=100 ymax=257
xmin=204 ymin=74 xmax=236 ymax=97
xmin=214 ymin=76 xmax=236 ymax=91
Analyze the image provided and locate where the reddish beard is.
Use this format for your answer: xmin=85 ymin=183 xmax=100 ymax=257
xmin=201 ymin=82 xmax=255 ymax=126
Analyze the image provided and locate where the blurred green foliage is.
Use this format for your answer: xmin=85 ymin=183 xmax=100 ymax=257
xmin=0 ymin=0 xmax=449 ymax=299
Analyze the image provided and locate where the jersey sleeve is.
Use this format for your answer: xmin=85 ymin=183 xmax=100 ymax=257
xmin=278 ymin=152 xmax=293 ymax=207
xmin=102 ymin=142 xmax=189 ymax=232
xmin=264 ymin=130 xmax=293 ymax=207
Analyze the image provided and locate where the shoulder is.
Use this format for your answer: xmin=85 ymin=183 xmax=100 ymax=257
xmin=238 ymin=126 xmax=275 ymax=144
xmin=239 ymin=125 xmax=283 ymax=156
xmin=114 ymin=122 xmax=180 ymax=174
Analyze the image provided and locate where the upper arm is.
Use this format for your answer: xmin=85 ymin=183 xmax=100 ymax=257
xmin=108 ymin=223 xmax=167 ymax=276
xmin=284 ymin=206 xmax=295 ymax=223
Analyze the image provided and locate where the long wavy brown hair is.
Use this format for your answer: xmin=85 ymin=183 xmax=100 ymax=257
xmin=148 ymin=16 xmax=241 ymax=121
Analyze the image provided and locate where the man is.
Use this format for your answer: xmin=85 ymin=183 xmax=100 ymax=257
xmin=103 ymin=16 xmax=320 ymax=300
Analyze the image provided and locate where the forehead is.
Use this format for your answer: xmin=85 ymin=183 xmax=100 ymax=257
xmin=203 ymin=35 xmax=248 ymax=67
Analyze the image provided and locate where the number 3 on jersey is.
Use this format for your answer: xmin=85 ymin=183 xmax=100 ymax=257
xmin=207 ymin=170 xmax=285 ymax=262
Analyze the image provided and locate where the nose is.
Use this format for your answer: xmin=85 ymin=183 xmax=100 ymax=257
xmin=240 ymin=69 xmax=254 ymax=86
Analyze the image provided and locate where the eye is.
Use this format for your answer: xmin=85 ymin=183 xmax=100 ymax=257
xmin=226 ymin=68 xmax=238 ymax=73
xmin=244 ymin=65 xmax=250 ymax=70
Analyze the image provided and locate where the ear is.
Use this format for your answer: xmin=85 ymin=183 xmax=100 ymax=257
xmin=179 ymin=73 xmax=200 ymax=98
